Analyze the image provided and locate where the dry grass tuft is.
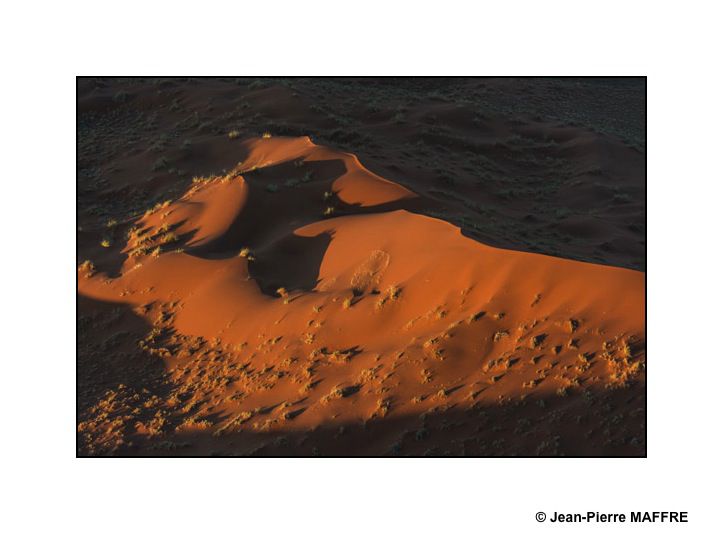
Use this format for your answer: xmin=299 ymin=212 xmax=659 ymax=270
xmin=530 ymin=334 xmax=546 ymax=349
xmin=78 ymin=260 xmax=95 ymax=277
xmin=158 ymin=232 xmax=178 ymax=245
xmin=467 ymin=311 xmax=485 ymax=323
xmin=375 ymin=284 xmax=401 ymax=310
xmin=388 ymin=284 xmax=401 ymax=300
xmin=620 ymin=340 xmax=633 ymax=360
xmin=493 ymin=330 xmax=509 ymax=342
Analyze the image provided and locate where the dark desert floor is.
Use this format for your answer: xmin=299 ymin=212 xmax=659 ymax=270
xmin=77 ymin=77 xmax=646 ymax=456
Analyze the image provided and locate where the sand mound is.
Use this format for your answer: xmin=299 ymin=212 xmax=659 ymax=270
xmin=78 ymin=136 xmax=645 ymax=456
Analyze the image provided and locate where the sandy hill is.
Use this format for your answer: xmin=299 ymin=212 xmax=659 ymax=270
xmin=78 ymin=136 xmax=645 ymax=456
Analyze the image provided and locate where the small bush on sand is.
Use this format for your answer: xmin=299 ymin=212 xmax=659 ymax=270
xmin=620 ymin=340 xmax=633 ymax=359
xmin=159 ymin=233 xmax=178 ymax=245
xmin=78 ymin=260 xmax=95 ymax=277
xmin=375 ymin=285 xmax=401 ymax=309
xmin=387 ymin=285 xmax=400 ymax=300
xmin=493 ymin=330 xmax=509 ymax=342
xmin=276 ymin=287 xmax=290 ymax=304
xmin=530 ymin=334 xmax=546 ymax=349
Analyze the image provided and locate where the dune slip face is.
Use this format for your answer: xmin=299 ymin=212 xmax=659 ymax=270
xmin=78 ymin=134 xmax=645 ymax=457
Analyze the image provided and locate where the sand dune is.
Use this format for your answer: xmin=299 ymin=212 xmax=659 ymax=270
xmin=78 ymin=135 xmax=645 ymax=456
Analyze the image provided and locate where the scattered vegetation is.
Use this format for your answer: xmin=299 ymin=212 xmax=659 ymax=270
xmin=193 ymin=175 xmax=214 ymax=184
xmin=375 ymin=284 xmax=401 ymax=309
